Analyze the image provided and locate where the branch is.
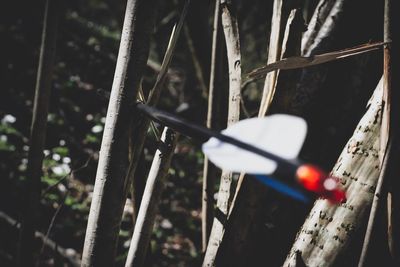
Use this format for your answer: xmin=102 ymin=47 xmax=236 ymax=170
xmin=0 ymin=211 xmax=81 ymax=267
xmin=202 ymin=0 xmax=220 ymax=252
xmin=248 ymin=42 xmax=386 ymax=79
xmin=125 ymin=128 xmax=179 ymax=267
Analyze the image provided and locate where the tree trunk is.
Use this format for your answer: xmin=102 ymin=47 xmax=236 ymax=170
xmin=125 ymin=127 xmax=179 ymax=267
xmin=81 ymin=0 xmax=157 ymax=266
xmin=284 ymin=77 xmax=383 ymax=266
xmin=18 ymin=0 xmax=59 ymax=265
xmin=213 ymin=7 xmax=304 ymax=267
xmin=202 ymin=1 xmax=241 ymax=266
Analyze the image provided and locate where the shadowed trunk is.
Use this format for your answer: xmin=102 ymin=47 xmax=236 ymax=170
xmin=18 ymin=0 xmax=59 ymax=265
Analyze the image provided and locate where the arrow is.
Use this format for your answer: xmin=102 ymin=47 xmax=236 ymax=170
xmin=135 ymin=102 xmax=346 ymax=203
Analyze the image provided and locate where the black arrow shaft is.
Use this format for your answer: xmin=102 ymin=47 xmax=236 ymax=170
xmin=135 ymin=103 xmax=300 ymax=176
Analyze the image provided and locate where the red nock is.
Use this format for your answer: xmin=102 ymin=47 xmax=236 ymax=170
xmin=295 ymin=164 xmax=346 ymax=203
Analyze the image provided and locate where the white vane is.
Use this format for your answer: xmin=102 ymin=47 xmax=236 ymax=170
xmin=202 ymin=114 xmax=307 ymax=174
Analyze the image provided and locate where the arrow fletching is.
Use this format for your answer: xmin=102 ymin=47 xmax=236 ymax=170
xmin=202 ymin=114 xmax=307 ymax=175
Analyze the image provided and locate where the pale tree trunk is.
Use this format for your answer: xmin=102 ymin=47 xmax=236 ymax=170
xmin=81 ymin=0 xmax=158 ymax=266
xmin=18 ymin=0 xmax=59 ymax=266
xmin=125 ymin=127 xmax=179 ymax=267
xmin=203 ymin=0 xmax=241 ymax=265
xmin=202 ymin=0 xmax=222 ymax=252
xmin=358 ymin=1 xmax=392 ymax=265
xmin=258 ymin=0 xmax=284 ymax=117
xmin=211 ymin=6 xmax=304 ymax=266
xmin=284 ymin=77 xmax=383 ymax=266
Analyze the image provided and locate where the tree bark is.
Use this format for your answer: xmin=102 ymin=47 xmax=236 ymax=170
xmin=81 ymin=0 xmax=157 ymax=266
xmin=18 ymin=0 xmax=59 ymax=265
xmin=258 ymin=0 xmax=284 ymax=117
xmin=284 ymin=78 xmax=383 ymax=266
xmin=213 ymin=7 xmax=304 ymax=267
xmin=202 ymin=1 xmax=241 ymax=266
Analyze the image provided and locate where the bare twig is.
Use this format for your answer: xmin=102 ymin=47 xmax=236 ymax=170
xmin=202 ymin=0 xmax=220 ymax=252
xmin=41 ymin=156 xmax=91 ymax=197
xmin=358 ymin=141 xmax=391 ymax=267
xmin=0 ymin=211 xmax=80 ymax=267
xmin=38 ymin=192 xmax=69 ymax=266
xmin=183 ymin=23 xmax=209 ymax=99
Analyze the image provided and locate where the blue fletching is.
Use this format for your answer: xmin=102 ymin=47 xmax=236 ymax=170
xmin=254 ymin=175 xmax=309 ymax=203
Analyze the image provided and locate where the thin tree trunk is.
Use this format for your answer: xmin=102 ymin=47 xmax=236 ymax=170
xmin=203 ymin=1 xmax=241 ymax=265
xmin=258 ymin=0 xmax=283 ymax=117
xmin=128 ymin=0 xmax=189 ymax=221
xmin=386 ymin=0 xmax=400 ymax=262
xmin=284 ymin=77 xmax=383 ymax=266
xmin=301 ymin=0 xmax=345 ymax=55
xmin=202 ymin=0 xmax=220 ymax=252
xmin=125 ymin=127 xmax=179 ymax=267
xmin=81 ymin=1 xmax=158 ymax=266
xmin=290 ymin=0 xmax=346 ymax=114
xmin=358 ymin=1 xmax=392 ymax=265
xmin=18 ymin=0 xmax=59 ymax=265
xmin=213 ymin=8 xmax=304 ymax=266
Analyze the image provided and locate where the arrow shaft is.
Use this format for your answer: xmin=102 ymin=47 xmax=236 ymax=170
xmin=135 ymin=103 xmax=300 ymax=175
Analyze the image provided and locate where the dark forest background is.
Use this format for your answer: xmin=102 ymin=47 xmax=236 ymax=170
xmin=0 ymin=0 xmax=387 ymax=266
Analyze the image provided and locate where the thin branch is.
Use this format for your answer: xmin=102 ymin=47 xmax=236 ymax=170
xmin=38 ymin=192 xmax=69 ymax=266
xmin=183 ymin=23 xmax=209 ymax=99
xmin=248 ymin=41 xmax=386 ymax=79
xmin=125 ymin=128 xmax=179 ymax=267
xmin=358 ymin=140 xmax=391 ymax=267
xmin=0 ymin=211 xmax=81 ymax=267
xmin=202 ymin=0 xmax=220 ymax=252
xmin=41 ymin=156 xmax=91 ymax=197
xmin=126 ymin=0 xmax=190 ymax=222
